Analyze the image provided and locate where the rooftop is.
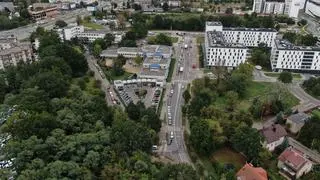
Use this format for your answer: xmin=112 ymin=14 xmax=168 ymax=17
xmin=143 ymin=56 xmax=170 ymax=65
xmin=206 ymin=31 xmax=247 ymax=48
xmin=260 ymin=124 xmax=287 ymax=144
xmin=206 ymin=21 xmax=223 ymax=26
xmin=236 ymin=163 xmax=268 ymax=180
xmin=142 ymin=45 xmax=172 ymax=56
xmin=118 ymin=47 xmax=139 ymax=53
xmin=140 ymin=68 xmax=166 ymax=77
xmin=223 ymin=27 xmax=277 ymax=32
xmin=287 ymin=112 xmax=309 ymax=124
xmin=278 ymin=147 xmax=309 ymax=171
xmin=274 ymin=39 xmax=320 ymax=51
xmin=0 ymin=44 xmax=31 ymax=56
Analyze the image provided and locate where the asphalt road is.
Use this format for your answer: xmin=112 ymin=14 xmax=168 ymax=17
xmin=85 ymin=51 xmax=124 ymax=109
xmin=0 ymin=9 xmax=90 ymax=40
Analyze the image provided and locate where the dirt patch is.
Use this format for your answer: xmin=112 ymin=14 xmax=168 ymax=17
xmin=105 ymin=59 xmax=113 ymax=67
xmin=211 ymin=147 xmax=246 ymax=170
xmin=123 ymin=61 xmax=140 ymax=74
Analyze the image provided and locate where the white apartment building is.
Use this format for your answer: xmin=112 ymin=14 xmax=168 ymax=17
xmin=270 ymin=39 xmax=320 ymax=72
xmin=305 ymin=0 xmax=320 ymax=18
xmin=63 ymin=25 xmax=85 ymax=40
xmin=205 ymin=22 xmax=277 ymax=68
xmin=254 ymin=0 xmax=304 ymax=18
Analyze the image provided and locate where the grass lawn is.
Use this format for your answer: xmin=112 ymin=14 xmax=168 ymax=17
xmin=214 ymin=81 xmax=299 ymax=111
xmin=196 ymin=36 xmax=204 ymax=44
xmin=81 ymin=21 xmax=104 ymax=30
xmin=264 ymin=72 xmax=302 ymax=79
xmin=211 ymin=147 xmax=246 ymax=170
xmin=147 ymin=36 xmax=178 ymax=44
xmin=109 ymin=71 xmax=133 ymax=81
xmin=171 ymin=36 xmax=178 ymax=43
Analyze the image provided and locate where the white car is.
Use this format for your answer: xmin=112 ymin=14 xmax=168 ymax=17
xmin=170 ymin=132 xmax=174 ymax=139
xmin=170 ymin=89 xmax=174 ymax=94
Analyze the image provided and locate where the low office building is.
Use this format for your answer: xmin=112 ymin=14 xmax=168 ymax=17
xmin=270 ymin=39 xmax=320 ymax=72
xmin=278 ymin=147 xmax=313 ymax=179
xmin=28 ymin=3 xmax=58 ymax=21
xmin=260 ymin=124 xmax=287 ymax=151
xmin=205 ymin=21 xmax=277 ymax=68
xmin=0 ymin=37 xmax=34 ymax=69
xmin=57 ymin=24 xmax=108 ymax=42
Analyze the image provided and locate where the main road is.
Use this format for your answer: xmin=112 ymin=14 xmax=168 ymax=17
xmin=158 ymin=33 xmax=202 ymax=163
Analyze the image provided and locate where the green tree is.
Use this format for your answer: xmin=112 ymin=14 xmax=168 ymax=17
xmin=134 ymin=56 xmax=143 ymax=66
xmin=93 ymin=44 xmax=102 ymax=57
xmin=55 ymin=20 xmax=67 ymax=28
xmin=230 ymin=126 xmax=263 ymax=163
xmin=190 ymin=119 xmax=214 ymax=155
xmin=225 ymin=91 xmax=238 ymax=111
xmin=162 ymin=2 xmax=169 ymax=11
xmin=183 ymin=89 xmax=191 ymax=104
xmin=104 ymin=33 xmax=115 ymax=47
xmin=278 ymin=71 xmax=293 ymax=83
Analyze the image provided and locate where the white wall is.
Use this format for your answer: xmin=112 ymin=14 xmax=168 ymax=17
xmin=305 ymin=0 xmax=320 ymax=18
xmin=266 ymin=137 xmax=285 ymax=151
xmin=205 ymin=47 xmax=248 ymax=67
xmin=222 ymin=30 xmax=276 ymax=47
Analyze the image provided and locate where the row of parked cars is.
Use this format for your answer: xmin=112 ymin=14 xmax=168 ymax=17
xmin=152 ymin=88 xmax=161 ymax=106
xmin=118 ymin=89 xmax=132 ymax=106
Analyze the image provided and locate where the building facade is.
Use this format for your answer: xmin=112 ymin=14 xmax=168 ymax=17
xmin=0 ymin=36 xmax=34 ymax=70
xmin=28 ymin=3 xmax=58 ymax=21
xmin=270 ymin=39 xmax=320 ymax=72
xmin=204 ymin=21 xmax=277 ymax=68
xmin=260 ymin=124 xmax=287 ymax=151
xmin=57 ymin=24 xmax=108 ymax=42
xmin=253 ymin=0 xmax=304 ymax=18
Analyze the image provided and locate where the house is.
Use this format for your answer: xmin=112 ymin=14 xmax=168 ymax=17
xmin=260 ymin=124 xmax=287 ymax=151
xmin=236 ymin=163 xmax=268 ymax=180
xmin=278 ymin=147 xmax=313 ymax=179
xmin=286 ymin=113 xmax=309 ymax=134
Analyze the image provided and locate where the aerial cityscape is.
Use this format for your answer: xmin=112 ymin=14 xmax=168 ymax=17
xmin=1 ymin=0 xmax=320 ymax=179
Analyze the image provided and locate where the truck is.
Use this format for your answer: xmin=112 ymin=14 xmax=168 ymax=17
xmin=179 ymin=67 xmax=184 ymax=72
xmin=184 ymin=44 xmax=188 ymax=49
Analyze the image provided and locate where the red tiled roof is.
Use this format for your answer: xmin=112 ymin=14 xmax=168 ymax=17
xmin=260 ymin=124 xmax=287 ymax=143
xmin=236 ymin=163 xmax=268 ymax=180
xmin=278 ymin=147 xmax=308 ymax=171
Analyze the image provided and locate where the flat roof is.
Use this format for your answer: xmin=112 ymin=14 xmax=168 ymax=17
xmin=206 ymin=31 xmax=247 ymax=48
xmin=223 ymin=27 xmax=277 ymax=32
xmin=143 ymin=56 xmax=170 ymax=65
xmin=142 ymin=45 xmax=171 ymax=55
xmin=206 ymin=21 xmax=223 ymax=26
xmin=118 ymin=47 xmax=139 ymax=53
xmin=0 ymin=44 xmax=31 ymax=55
xmin=274 ymin=39 xmax=320 ymax=51
xmin=140 ymin=68 xmax=166 ymax=77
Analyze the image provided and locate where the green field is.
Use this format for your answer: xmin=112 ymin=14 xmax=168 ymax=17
xmin=214 ymin=81 xmax=299 ymax=111
xmin=81 ymin=21 xmax=104 ymax=30
xmin=211 ymin=147 xmax=246 ymax=170
xmin=264 ymin=72 xmax=302 ymax=79
xmin=166 ymin=58 xmax=176 ymax=82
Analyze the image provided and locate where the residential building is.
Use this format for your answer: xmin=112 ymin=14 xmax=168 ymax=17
xmin=28 ymin=3 xmax=58 ymax=21
xmin=204 ymin=21 xmax=277 ymax=68
xmin=134 ymin=0 xmax=153 ymax=9
xmin=286 ymin=112 xmax=309 ymax=133
xmin=305 ymin=0 xmax=320 ymax=18
xmin=270 ymin=39 xmax=320 ymax=72
xmin=260 ymin=124 xmax=287 ymax=151
xmin=61 ymin=24 xmax=85 ymax=40
xmin=253 ymin=0 xmax=304 ymax=18
xmin=168 ymin=0 xmax=181 ymax=7
xmin=236 ymin=163 xmax=268 ymax=180
xmin=0 ymin=36 xmax=33 ymax=70
xmin=278 ymin=147 xmax=313 ymax=179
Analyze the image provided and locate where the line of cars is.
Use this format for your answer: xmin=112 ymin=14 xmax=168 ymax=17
xmin=107 ymin=87 xmax=119 ymax=105
xmin=152 ymin=88 xmax=161 ymax=106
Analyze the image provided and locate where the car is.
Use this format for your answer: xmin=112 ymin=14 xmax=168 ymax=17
xmin=170 ymin=89 xmax=174 ymax=94
xmin=152 ymin=145 xmax=158 ymax=150
xmin=170 ymin=132 xmax=174 ymax=139
xmin=168 ymin=120 xmax=172 ymax=125
xmin=181 ymin=85 xmax=185 ymax=89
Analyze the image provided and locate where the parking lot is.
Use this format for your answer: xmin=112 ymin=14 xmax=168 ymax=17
xmin=116 ymin=82 xmax=163 ymax=108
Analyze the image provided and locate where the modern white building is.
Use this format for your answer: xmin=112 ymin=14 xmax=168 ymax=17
xmin=305 ymin=0 xmax=320 ymax=18
xmin=253 ymin=0 xmax=304 ymax=18
xmin=270 ymin=39 xmax=320 ymax=72
xmin=204 ymin=21 xmax=277 ymax=68
xmin=57 ymin=24 xmax=108 ymax=42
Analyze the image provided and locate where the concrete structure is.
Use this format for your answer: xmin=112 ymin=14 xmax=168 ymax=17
xmin=204 ymin=21 xmax=277 ymax=68
xmin=253 ymin=0 xmax=304 ymax=18
xmin=286 ymin=112 xmax=309 ymax=133
xmin=57 ymin=24 xmax=107 ymax=42
xmin=28 ymin=3 xmax=58 ymax=21
xmin=260 ymin=124 xmax=287 ymax=151
xmin=278 ymin=147 xmax=313 ymax=179
xmin=0 ymin=36 xmax=34 ymax=70
xmin=236 ymin=163 xmax=268 ymax=180
xmin=305 ymin=0 xmax=320 ymax=18
xmin=270 ymin=39 xmax=320 ymax=72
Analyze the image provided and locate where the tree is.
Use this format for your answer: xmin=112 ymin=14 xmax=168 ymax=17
xmin=225 ymin=91 xmax=238 ymax=111
xmin=183 ymin=89 xmax=191 ymax=104
xmin=225 ymin=8 xmax=233 ymax=14
xmin=93 ymin=44 xmax=102 ymax=57
xmin=190 ymin=119 xmax=214 ymax=155
xmin=162 ymin=2 xmax=169 ymax=11
xmin=278 ymin=71 xmax=293 ymax=83
xmin=134 ymin=56 xmax=143 ymax=66
xmin=230 ymin=126 xmax=263 ymax=163
xmin=104 ymin=33 xmax=115 ymax=47
xmin=55 ymin=20 xmax=67 ymax=28
xmin=298 ymin=19 xmax=307 ymax=26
